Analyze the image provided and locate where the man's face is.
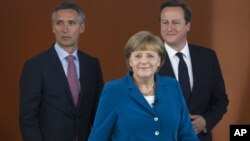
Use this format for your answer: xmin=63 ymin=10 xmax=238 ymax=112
xmin=160 ymin=7 xmax=190 ymax=49
xmin=52 ymin=9 xmax=84 ymax=49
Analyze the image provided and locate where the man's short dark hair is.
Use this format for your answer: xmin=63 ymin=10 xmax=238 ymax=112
xmin=160 ymin=0 xmax=192 ymax=24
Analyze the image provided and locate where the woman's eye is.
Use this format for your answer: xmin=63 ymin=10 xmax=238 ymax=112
xmin=135 ymin=55 xmax=141 ymax=58
xmin=147 ymin=55 xmax=154 ymax=58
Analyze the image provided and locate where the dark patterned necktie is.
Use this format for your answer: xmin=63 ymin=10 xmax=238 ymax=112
xmin=66 ymin=55 xmax=79 ymax=107
xmin=176 ymin=52 xmax=191 ymax=102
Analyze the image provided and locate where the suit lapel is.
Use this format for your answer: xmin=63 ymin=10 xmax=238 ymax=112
xmin=48 ymin=46 xmax=75 ymax=107
xmin=159 ymin=53 xmax=175 ymax=78
xmin=188 ymin=45 xmax=201 ymax=107
xmin=77 ymin=52 xmax=88 ymax=107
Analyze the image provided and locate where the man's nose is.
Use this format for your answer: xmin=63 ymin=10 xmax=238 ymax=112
xmin=167 ymin=23 xmax=174 ymax=31
xmin=62 ymin=24 xmax=69 ymax=32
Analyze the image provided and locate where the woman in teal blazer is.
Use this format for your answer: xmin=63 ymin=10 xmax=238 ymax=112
xmin=88 ymin=31 xmax=198 ymax=141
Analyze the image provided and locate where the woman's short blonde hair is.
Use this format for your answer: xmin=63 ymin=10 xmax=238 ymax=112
xmin=124 ymin=31 xmax=166 ymax=71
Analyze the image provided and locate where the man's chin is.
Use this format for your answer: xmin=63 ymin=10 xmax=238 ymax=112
xmin=58 ymin=42 xmax=74 ymax=48
xmin=165 ymin=39 xmax=176 ymax=44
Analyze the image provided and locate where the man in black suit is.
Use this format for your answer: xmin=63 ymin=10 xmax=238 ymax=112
xmin=158 ymin=1 xmax=229 ymax=141
xmin=19 ymin=2 xmax=103 ymax=141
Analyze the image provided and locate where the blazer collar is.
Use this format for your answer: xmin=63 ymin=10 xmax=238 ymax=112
xmin=123 ymin=72 xmax=161 ymax=114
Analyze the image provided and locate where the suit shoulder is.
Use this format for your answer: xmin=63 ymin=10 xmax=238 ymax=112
xmin=189 ymin=44 xmax=214 ymax=52
xmin=23 ymin=48 xmax=52 ymax=66
xmin=78 ymin=50 xmax=99 ymax=61
xmin=100 ymin=78 xmax=124 ymax=97
xmin=189 ymin=44 xmax=217 ymax=57
xmin=104 ymin=78 xmax=124 ymax=90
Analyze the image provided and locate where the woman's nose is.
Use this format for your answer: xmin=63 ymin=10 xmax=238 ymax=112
xmin=140 ymin=56 xmax=148 ymax=64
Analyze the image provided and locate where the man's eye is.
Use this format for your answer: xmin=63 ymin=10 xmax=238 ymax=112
xmin=161 ymin=21 xmax=168 ymax=25
xmin=56 ymin=21 xmax=64 ymax=25
xmin=173 ymin=21 xmax=180 ymax=25
xmin=69 ymin=21 xmax=76 ymax=25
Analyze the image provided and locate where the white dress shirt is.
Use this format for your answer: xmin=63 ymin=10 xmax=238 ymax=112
xmin=164 ymin=42 xmax=193 ymax=90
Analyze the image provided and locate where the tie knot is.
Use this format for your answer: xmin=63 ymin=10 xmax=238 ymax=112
xmin=67 ymin=55 xmax=75 ymax=63
xmin=176 ymin=52 xmax=184 ymax=59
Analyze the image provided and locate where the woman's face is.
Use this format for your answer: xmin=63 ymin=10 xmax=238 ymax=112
xmin=129 ymin=49 xmax=161 ymax=80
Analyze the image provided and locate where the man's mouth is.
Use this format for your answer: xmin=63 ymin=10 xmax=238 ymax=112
xmin=61 ymin=36 xmax=71 ymax=40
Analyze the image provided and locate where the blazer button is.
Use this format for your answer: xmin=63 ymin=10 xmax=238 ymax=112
xmin=155 ymin=131 xmax=160 ymax=136
xmin=154 ymin=117 xmax=159 ymax=121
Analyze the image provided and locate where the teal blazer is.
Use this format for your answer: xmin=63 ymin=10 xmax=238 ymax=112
xmin=88 ymin=73 xmax=198 ymax=141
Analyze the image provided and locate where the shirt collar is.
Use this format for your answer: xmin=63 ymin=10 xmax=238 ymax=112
xmin=164 ymin=42 xmax=190 ymax=59
xmin=54 ymin=43 xmax=79 ymax=61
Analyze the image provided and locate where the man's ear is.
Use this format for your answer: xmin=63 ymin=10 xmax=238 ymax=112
xmin=186 ymin=22 xmax=191 ymax=32
xmin=80 ymin=23 xmax=85 ymax=33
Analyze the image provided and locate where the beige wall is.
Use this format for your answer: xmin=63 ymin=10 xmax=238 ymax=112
xmin=0 ymin=0 xmax=249 ymax=140
xmin=210 ymin=0 xmax=250 ymax=140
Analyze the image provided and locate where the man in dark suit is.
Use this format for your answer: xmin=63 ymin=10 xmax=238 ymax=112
xmin=158 ymin=1 xmax=229 ymax=141
xmin=19 ymin=2 xmax=104 ymax=141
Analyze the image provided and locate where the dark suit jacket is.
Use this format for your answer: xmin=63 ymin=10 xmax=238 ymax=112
xmin=158 ymin=44 xmax=229 ymax=141
xmin=20 ymin=45 xmax=104 ymax=141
